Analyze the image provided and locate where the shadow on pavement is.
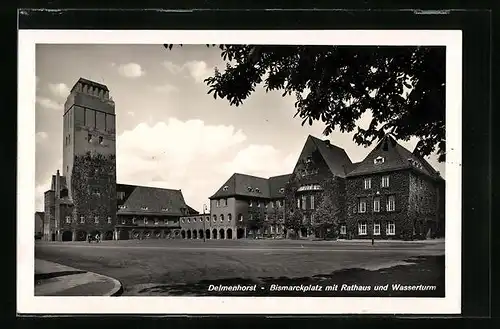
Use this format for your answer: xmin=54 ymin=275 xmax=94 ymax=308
xmin=35 ymin=270 xmax=87 ymax=282
xmin=138 ymin=255 xmax=444 ymax=297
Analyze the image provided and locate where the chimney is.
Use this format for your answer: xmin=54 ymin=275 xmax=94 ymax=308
xmin=55 ymin=170 xmax=61 ymax=200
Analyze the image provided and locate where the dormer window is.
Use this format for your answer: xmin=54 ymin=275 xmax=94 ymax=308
xmin=118 ymin=205 xmax=126 ymax=209
xmin=141 ymin=206 xmax=149 ymax=211
xmin=88 ymin=133 xmax=92 ymax=143
xmin=222 ymin=185 xmax=229 ymax=191
xmin=255 ymin=188 xmax=260 ymax=193
xmin=374 ymin=156 xmax=385 ymax=165
xmin=306 ymin=156 xmax=312 ymax=164
xmin=161 ymin=207 xmax=169 ymax=212
xmin=247 ymin=186 xmax=253 ymax=192
xmin=99 ymin=136 xmax=103 ymax=144
xmin=279 ymin=188 xmax=285 ymax=193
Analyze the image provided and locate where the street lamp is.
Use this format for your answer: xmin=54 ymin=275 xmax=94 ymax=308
xmin=202 ymin=204 xmax=207 ymax=242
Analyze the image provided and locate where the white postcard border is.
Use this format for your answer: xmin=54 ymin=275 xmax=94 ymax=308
xmin=18 ymin=29 xmax=462 ymax=315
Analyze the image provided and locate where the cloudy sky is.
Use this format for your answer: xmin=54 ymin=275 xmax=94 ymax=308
xmin=35 ymin=44 xmax=445 ymax=212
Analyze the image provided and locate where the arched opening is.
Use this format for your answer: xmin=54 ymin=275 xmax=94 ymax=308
xmin=76 ymin=230 xmax=87 ymax=241
xmin=181 ymin=230 xmax=186 ymax=239
xmin=205 ymin=229 xmax=211 ymax=239
xmin=199 ymin=229 xmax=204 ymax=239
xmin=212 ymin=228 xmax=218 ymax=239
xmin=219 ymin=228 xmax=225 ymax=240
xmin=300 ymin=227 xmax=308 ymax=238
xmin=62 ymin=231 xmax=73 ymax=242
xmin=144 ymin=231 xmax=151 ymax=239
xmin=226 ymin=228 xmax=233 ymax=239
xmin=119 ymin=230 xmax=129 ymax=240
xmin=237 ymin=228 xmax=245 ymax=239
xmin=104 ymin=231 xmax=113 ymax=240
xmin=187 ymin=230 xmax=192 ymax=239
xmin=132 ymin=230 xmax=140 ymax=239
xmin=193 ymin=230 xmax=198 ymax=239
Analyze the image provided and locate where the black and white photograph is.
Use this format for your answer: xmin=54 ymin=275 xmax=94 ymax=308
xmin=18 ymin=29 xmax=462 ymax=314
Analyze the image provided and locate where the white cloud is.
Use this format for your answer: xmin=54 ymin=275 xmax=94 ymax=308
xmin=184 ymin=60 xmax=212 ymax=83
xmin=36 ymin=96 xmax=63 ymax=111
xmin=153 ymin=84 xmax=180 ymax=94
xmin=161 ymin=60 xmax=213 ymax=83
xmin=127 ymin=111 xmax=135 ymax=117
xmin=48 ymin=83 xmax=70 ymax=98
xmin=116 ymin=118 xmax=252 ymax=212
xmin=35 ymin=178 xmax=52 ymax=211
xmin=117 ymin=63 xmax=145 ymax=78
xmin=222 ymin=144 xmax=297 ymax=178
xmin=36 ymin=131 xmax=48 ymax=143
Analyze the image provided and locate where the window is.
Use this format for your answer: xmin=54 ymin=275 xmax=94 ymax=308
xmin=358 ymin=222 xmax=367 ymax=235
xmin=265 ymin=202 xmax=268 ymax=208
xmin=310 ymin=195 xmax=315 ymax=209
xmin=154 ymin=219 xmax=159 ymax=225
xmin=107 ymin=216 xmax=112 ymax=224
xmin=164 ymin=219 xmax=168 ymax=225
xmin=181 ymin=219 xmax=185 ymax=223
xmin=296 ymin=198 xmax=300 ymax=209
xmin=381 ymin=175 xmax=390 ymax=188
xmin=374 ymin=222 xmax=381 ymax=235
xmin=276 ymin=200 xmax=281 ymax=208
xmin=141 ymin=206 xmax=149 ymax=210
xmin=386 ymin=221 xmax=396 ymax=235
xmin=222 ymin=185 xmax=229 ymax=191
xmin=255 ymin=188 xmax=261 ymax=193
xmin=340 ymin=225 xmax=347 ymax=235
xmin=247 ymin=186 xmax=253 ymax=192
xmin=228 ymin=214 xmax=232 ymax=221
xmin=301 ymin=195 xmax=307 ymax=210
xmin=161 ymin=207 xmax=169 ymax=212
xmin=80 ymin=216 xmax=85 ymax=223
xmin=265 ymin=214 xmax=269 ymax=221
xmin=223 ymin=199 xmax=227 ymax=206
xmin=373 ymin=197 xmax=380 ymax=212
xmin=99 ymin=136 xmax=103 ymax=144
xmin=87 ymin=133 xmax=92 ymax=143
xmin=364 ymin=178 xmax=371 ymax=189
xmin=117 ymin=191 xmax=125 ymax=200
xmin=187 ymin=218 xmax=190 ymax=223
xmin=387 ymin=195 xmax=395 ymax=212
xmin=220 ymin=214 xmax=224 ymax=222
xmin=216 ymin=200 xmax=220 ymax=207
xmin=144 ymin=217 xmax=148 ymax=224
xmin=249 ymin=200 xmax=253 ymax=207
xmin=249 ymin=214 xmax=253 ymax=220
xmin=65 ymin=216 xmax=71 ymax=223
xmin=257 ymin=202 xmax=261 ymax=208
xmin=358 ymin=198 xmax=367 ymax=213
xmin=118 ymin=205 xmax=126 ymax=209
xmin=270 ymin=226 xmax=274 ymax=234
xmin=238 ymin=214 xmax=243 ymax=222
xmin=206 ymin=217 xmax=210 ymax=222
xmin=132 ymin=217 xmax=136 ymax=224
xmin=374 ymin=156 xmax=385 ymax=164
xmin=270 ymin=201 xmax=274 ymax=208
xmin=279 ymin=188 xmax=285 ymax=193
xmin=94 ymin=216 xmax=99 ymax=224
xmin=121 ymin=219 xmax=126 ymax=224
xmin=213 ymin=215 xmax=216 ymax=222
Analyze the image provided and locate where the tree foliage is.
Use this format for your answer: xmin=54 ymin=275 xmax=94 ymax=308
xmin=164 ymin=44 xmax=446 ymax=161
xmin=313 ymin=193 xmax=341 ymax=240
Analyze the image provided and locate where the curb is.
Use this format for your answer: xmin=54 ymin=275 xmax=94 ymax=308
xmin=36 ymin=259 xmax=124 ymax=297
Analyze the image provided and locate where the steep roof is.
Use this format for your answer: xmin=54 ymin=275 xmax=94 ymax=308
xmin=269 ymin=174 xmax=292 ymax=198
xmin=210 ymin=173 xmax=291 ymax=199
xmin=346 ymin=134 xmax=441 ymax=179
xmin=116 ymin=184 xmax=190 ymax=216
xmin=309 ymin=136 xmax=353 ymax=178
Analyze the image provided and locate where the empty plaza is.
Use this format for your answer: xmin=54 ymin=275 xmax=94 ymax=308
xmin=35 ymin=239 xmax=445 ymax=297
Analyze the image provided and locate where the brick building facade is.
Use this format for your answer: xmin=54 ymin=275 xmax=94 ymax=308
xmin=39 ymin=78 xmax=444 ymax=242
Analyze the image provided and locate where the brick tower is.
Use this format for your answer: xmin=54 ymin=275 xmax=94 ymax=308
xmin=62 ymin=78 xmax=117 ymax=241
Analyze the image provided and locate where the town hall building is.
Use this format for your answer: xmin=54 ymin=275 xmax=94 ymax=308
xmin=40 ymin=78 xmax=445 ymax=242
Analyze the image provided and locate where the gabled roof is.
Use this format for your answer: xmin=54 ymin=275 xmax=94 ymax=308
xmin=116 ymin=184 xmax=190 ymax=216
xmin=269 ymin=174 xmax=292 ymax=198
xmin=346 ymin=134 xmax=441 ymax=179
xmin=210 ymin=173 xmax=291 ymax=200
xmin=309 ymin=136 xmax=353 ymax=178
